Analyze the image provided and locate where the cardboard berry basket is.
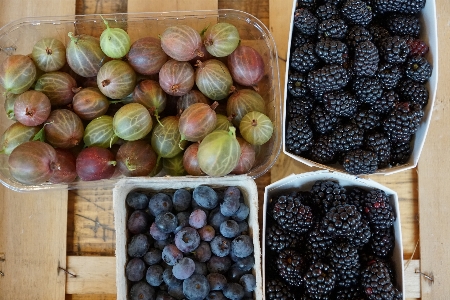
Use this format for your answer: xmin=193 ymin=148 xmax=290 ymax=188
xmin=113 ymin=175 xmax=263 ymax=299
xmin=0 ymin=9 xmax=282 ymax=192
xmin=263 ymin=170 xmax=404 ymax=299
xmin=282 ymin=0 xmax=438 ymax=175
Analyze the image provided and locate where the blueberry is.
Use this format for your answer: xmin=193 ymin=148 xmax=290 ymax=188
xmin=231 ymin=203 xmax=249 ymax=222
xmin=239 ymin=274 xmax=256 ymax=292
xmin=189 ymin=208 xmax=207 ymax=229
xmin=148 ymin=193 xmax=173 ymax=217
xmin=220 ymin=187 xmax=241 ymax=217
xmin=220 ymin=220 xmax=240 ymax=238
xmin=210 ymin=235 xmax=231 ymax=257
xmin=227 ymin=264 xmax=247 ymax=283
xmin=207 ymin=273 xmax=227 ymax=291
xmin=163 ymin=266 xmax=182 ymax=287
xmin=175 ymin=227 xmax=200 ymax=253
xmin=154 ymin=237 xmax=173 ymax=250
xmin=126 ymin=191 xmax=150 ymax=210
xmin=198 ymin=225 xmax=216 ymax=242
xmin=156 ymin=211 xmax=178 ymax=233
xmin=128 ymin=233 xmax=150 ymax=258
xmin=232 ymin=256 xmax=255 ymax=271
xmin=173 ymin=188 xmax=192 ymax=212
xmin=156 ymin=290 xmax=176 ymax=300
xmin=208 ymin=208 xmax=229 ymax=231
xmin=162 ymin=244 xmax=183 ymax=266
xmin=193 ymin=185 xmax=219 ymax=209
xmin=126 ymin=257 xmax=146 ymax=282
xmin=173 ymin=257 xmax=196 ymax=280
xmin=237 ymin=221 xmax=249 ymax=235
xmin=128 ymin=210 xmax=151 ymax=234
xmin=168 ymin=280 xmax=184 ymax=300
xmin=143 ymin=248 xmax=162 ymax=265
xmin=174 ymin=211 xmax=190 ymax=234
xmin=206 ymin=291 xmax=227 ymax=300
xmin=130 ymin=281 xmax=155 ymax=300
xmin=231 ymin=235 xmax=254 ymax=258
xmin=193 ymin=241 xmax=212 ymax=263
xmin=207 ymin=255 xmax=232 ymax=274
xmin=194 ymin=261 xmax=208 ymax=276
xmin=183 ymin=274 xmax=210 ymax=300
xmin=149 ymin=222 xmax=170 ymax=241
xmin=146 ymin=264 xmax=164 ymax=286
xmin=223 ymin=283 xmax=245 ymax=300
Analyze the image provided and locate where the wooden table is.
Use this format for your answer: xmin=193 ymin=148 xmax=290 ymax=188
xmin=0 ymin=0 xmax=448 ymax=299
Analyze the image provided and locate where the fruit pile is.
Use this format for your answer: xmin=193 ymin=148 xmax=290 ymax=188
xmin=125 ymin=185 xmax=256 ymax=300
xmin=284 ymin=0 xmax=432 ymax=175
xmin=0 ymin=18 xmax=275 ymax=185
xmin=265 ymin=179 xmax=401 ymax=299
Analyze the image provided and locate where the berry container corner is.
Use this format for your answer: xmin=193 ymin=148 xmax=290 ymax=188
xmin=282 ymin=0 xmax=438 ymax=175
xmin=263 ymin=170 xmax=404 ymax=299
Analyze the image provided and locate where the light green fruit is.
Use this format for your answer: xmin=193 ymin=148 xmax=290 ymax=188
xmin=239 ymin=111 xmax=273 ymax=146
xmin=204 ymin=22 xmax=240 ymax=57
xmin=113 ymin=103 xmax=152 ymax=141
xmin=83 ymin=115 xmax=119 ymax=148
xmin=100 ymin=17 xmax=131 ymax=59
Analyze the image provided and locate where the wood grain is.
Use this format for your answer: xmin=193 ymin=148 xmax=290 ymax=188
xmin=417 ymin=0 xmax=450 ymax=298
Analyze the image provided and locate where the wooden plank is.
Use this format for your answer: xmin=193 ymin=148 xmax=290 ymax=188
xmin=66 ymin=295 xmax=116 ymax=300
xmin=66 ymin=256 xmax=116 ymax=295
xmin=417 ymin=0 xmax=450 ymax=298
xmin=404 ymin=259 xmax=422 ymax=299
xmin=0 ymin=1 xmax=75 ymax=299
xmin=128 ymin=0 xmax=218 ymax=13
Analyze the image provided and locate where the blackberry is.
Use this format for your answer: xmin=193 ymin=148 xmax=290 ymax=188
xmin=285 ymin=116 xmax=314 ymax=155
xmin=367 ymin=24 xmax=390 ymax=47
xmin=353 ymin=109 xmax=381 ymax=131
xmin=303 ymin=261 xmax=337 ymax=299
xmin=309 ymin=135 xmax=337 ymax=165
xmin=310 ymin=180 xmax=347 ymax=213
xmin=383 ymin=102 xmax=424 ymax=143
xmin=352 ymin=77 xmax=383 ymax=105
xmin=287 ymin=71 xmax=309 ymax=97
xmin=361 ymin=259 xmax=395 ymax=300
xmin=370 ymin=227 xmax=395 ymax=257
xmin=404 ymin=55 xmax=433 ymax=83
xmin=353 ymin=41 xmax=379 ymax=77
xmin=330 ymin=123 xmax=364 ymax=153
xmin=365 ymin=131 xmax=391 ymax=168
xmin=346 ymin=187 xmax=367 ymax=213
xmin=297 ymin=0 xmax=317 ymax=10
xmin=323 ymin=90 xmax=358 ymax=117
xmin=266 ymin=222 xmax=294 ymax=252
xmin=371 ymin=90 xmax=399 ymax=116
xmin=276 ymin=249 xmax=306 ymax=287
xmin=363 ymin=189 xmax=395 ymax=230
xmin=372 ymin=0 xmax=426 ymax=15
xmin=351 ymin=219 xmax=371 ymax=248
xmin=334 ymin=286 xmax=365 ymax=299
xmin=397 ymin=79 xmax=429 ymax=108
xmin=406 ymin=38 xmax=429 ymax=56
xmin=291 ymin=29 xmax=315 ymax=49
xmin=294 ymin=8 xmax=319 ymax=36
xmin=272 ymin=194 xmax=314 ymax=234
xmin=311 ymin=105 xmax=341 ymax=135
xmin=379 ymin=36 xmax=410 ymax=64
xmin=390 ymin=141 xmax=412 ymax=165
xmin=321 ymin=204 xmax=362 ymax=239
xmin=342 ymin=149 xmax=378 ymax=175
xmin=287 ymin=95 xmax=314 ymax=119
xmin=327 ymin=242 xmax=360 ymax=287
xmin=266 ymin=278 xmax=297 ymax=300
xmin=315 ymin=39 xmax=348 ymax=65
xmin=346 ymin=25 xmax=373 ymax=50
xmin=376 ymin=63 xmax=403 ymax=90
xmin=315 ymin=2 xmax=339 ymax=22
xmin=341 ymin=0 xmax=372 ymax=26
xmin=291 ymin=43 xmax=320 ymax=73
xmin=387 ymin=13 xmax=421 ymax=37
xmin=307 ymin=65 xmax=350 ymax=94
xmin=305 ymin=224 xmax=334 ymax=262
xmin=393 ymin=288 xmax=404 ymax=300
xmin=317 ymin=19 xmax=348 ymax=40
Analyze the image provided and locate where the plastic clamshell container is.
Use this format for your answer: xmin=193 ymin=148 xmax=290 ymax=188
xmin=0 ymin=9 xmax=282 ymax=192
xmin=263 ymin=170 xmax=404 ymax=299
xmin=113 ymin=175 xmax=263 ymax=299
xmin=282 ymin=0 xmax=438 ymax=175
